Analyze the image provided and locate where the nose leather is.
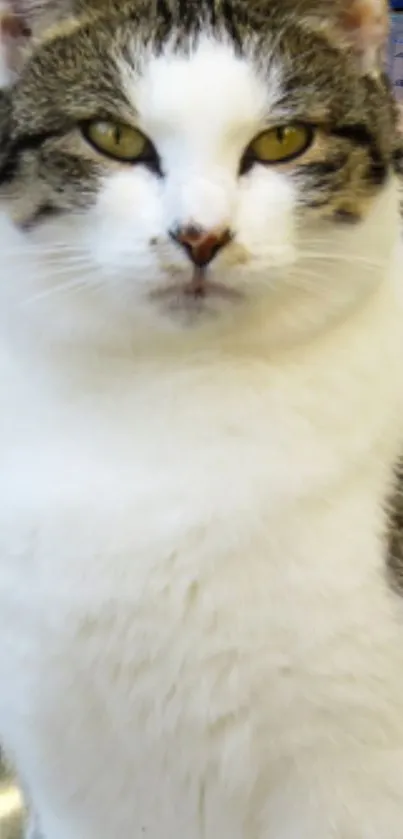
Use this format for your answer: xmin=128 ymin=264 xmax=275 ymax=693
xmin=170 ymin=225 xmax=232 ymax=266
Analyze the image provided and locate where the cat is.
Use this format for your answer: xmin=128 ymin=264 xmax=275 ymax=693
xmin=0 ymin=0 xmax=403 ymax=836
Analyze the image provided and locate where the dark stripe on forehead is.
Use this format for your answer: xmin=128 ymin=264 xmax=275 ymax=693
xmin=156 ymin=0 xmax=174 ymax=24
xmin=217 ymin=0 xmax=242 ymax=45
xmin=155 ymin=0 xmax=242 ymax=41
xmin=201 ymin=0 xmax=217 ymax=24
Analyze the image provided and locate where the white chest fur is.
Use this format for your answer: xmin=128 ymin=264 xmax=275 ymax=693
xmin=0 ymin=169 xmax=402 ymax=837
xmin=2 ymin=258 xmax=403 ymax=838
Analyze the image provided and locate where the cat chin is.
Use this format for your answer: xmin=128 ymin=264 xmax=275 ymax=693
xmin=150 ymin=275 xmax=243 ymax=311
xmin=140 ymin=292 xmax=242 ymax=334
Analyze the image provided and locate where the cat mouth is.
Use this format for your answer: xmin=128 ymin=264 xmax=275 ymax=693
xmin=153 ymin=267 xmax=242 ymax=305
xmin=184 ymin=267 xmax=218 ymax=298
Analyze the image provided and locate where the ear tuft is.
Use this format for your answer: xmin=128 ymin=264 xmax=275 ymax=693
xmin=0 ymin=0 xmax=72 ymax=85
xmin=304 ymin=0 xmax=390 ymax=76
xmin=337 ymin=0 xmax=389 ymax=75
xmin=0 ymin=0 xmax=73 ymax=39
xmin=0 ymin=2 xmax=30 ymax=85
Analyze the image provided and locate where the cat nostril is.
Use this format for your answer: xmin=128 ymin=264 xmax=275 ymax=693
xmin=169 ymin=225 xmax=233 ymax=267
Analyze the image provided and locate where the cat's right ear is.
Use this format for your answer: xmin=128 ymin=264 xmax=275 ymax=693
xmin=0 ymin=0 xmax=72 ymax=84
xmin=2 ymin=0 xmax=72 ymax=32
xmin=0 ymin=1 xmax=30 ymax=85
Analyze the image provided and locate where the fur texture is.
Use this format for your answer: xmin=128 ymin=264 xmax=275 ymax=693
xmin=0 ymin=1 xmax=403 ymax=837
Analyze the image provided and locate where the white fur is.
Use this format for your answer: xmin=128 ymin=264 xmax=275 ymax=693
xmin=1 ymin=35 xmax=403 ymax=839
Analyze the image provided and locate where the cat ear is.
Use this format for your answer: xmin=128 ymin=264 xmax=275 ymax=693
xmin=0 ymin=0 xmax=72 ymax=82
xmin=0 ymin=2 xmax=29 ymax=84
xmin=2 ymin=0 xmax=72 ymax=31
xmin=336 ymin=0 xmax=390 ymax=75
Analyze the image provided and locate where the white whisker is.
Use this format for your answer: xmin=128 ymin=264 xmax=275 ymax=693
xmin=23 ymin=273 xmax=99 ymax=306
xmin=299 ymin=250 xmax=386 ymax=269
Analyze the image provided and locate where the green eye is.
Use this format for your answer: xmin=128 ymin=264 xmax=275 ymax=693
xmin=246 ymin=124 xmax=313 ymax=165
xmin=83 ymin=120 xmax=154 ymax=163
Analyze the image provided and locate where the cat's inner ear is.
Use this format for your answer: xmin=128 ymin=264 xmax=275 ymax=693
xmin=0 ymin=1 xmax=31 ymax=84
xmin=336 ymin=0 xmax=389 ymax=75
xmin=2 ymin=0 xmax=72 ymax=29
xmin=0 ymin=0 xmax=72 ymax=83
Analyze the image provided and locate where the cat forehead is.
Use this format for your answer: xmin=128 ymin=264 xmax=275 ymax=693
xmin=125 ymin=38 xmax=280 ymax=135
xmin=7 ymin=2 xmax=396 ymax=160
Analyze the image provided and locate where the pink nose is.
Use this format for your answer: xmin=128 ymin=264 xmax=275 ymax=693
xmin=170 ymin=225 xmax=232 ymax=266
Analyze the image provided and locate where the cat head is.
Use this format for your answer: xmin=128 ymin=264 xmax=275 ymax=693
xmin=0 ymin=0 xmax=401 ymax=351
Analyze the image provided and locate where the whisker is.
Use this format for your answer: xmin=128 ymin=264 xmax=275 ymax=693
xmin=2 ymin=247 xmax=91 ymax=261
xmin=23 ymin=273 xmax=100 ymax=305
xmin=41 ymin=257 xmax=96 ymax=268
xmin=37 ymin=265 xmax=96 ymax=280
xmin=286 ymin=263 xmax=381 ymax=290
xmin=286 ymin=268 xmax=329 ymax=286
xmin=299 ymin=250 xmax=386 ymax=269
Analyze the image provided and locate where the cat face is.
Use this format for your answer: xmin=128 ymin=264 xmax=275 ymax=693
xmin=0 ymin=0 xmax=401 ymax=344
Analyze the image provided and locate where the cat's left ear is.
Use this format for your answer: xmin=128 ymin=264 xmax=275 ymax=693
xmin=0 ymin=0 xmax=73 ymax=84
xmin=0 ymin=1 xmax=30 ymax=83
xmin=336 ymin=0 xmax=389 ymax=75
xmin=1 ymin=0 xmax=72 ymax=33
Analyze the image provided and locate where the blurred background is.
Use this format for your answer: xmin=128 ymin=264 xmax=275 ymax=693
xmin=0 ymin=751 xmax=25 ymax=839
xmin=390 ymin=5 xmax=403 ymax=106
